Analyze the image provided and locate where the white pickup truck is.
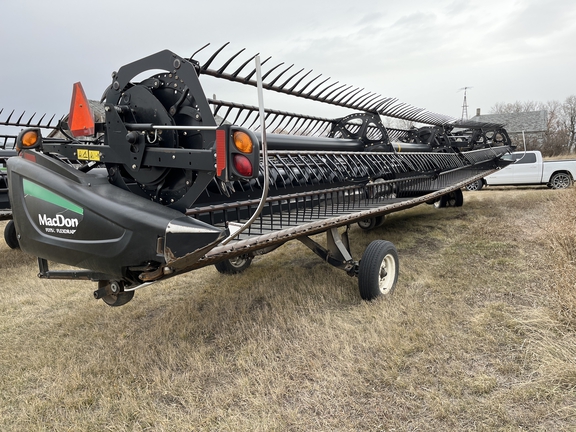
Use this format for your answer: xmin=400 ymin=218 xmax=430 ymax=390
xmin=466 ymin=151 xmax=576 ymax=190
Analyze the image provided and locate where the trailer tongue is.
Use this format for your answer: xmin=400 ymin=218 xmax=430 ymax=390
xmin=6 ymin=45 xmax=513 ymax=306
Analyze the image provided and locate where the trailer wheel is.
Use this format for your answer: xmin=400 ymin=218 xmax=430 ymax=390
xmin=550 ymin=172 xmax=572 ymax=189
xmin=95 ymin=280 xmax=135 ymax=307
xmin=102 ymin=291 xmax=135 ymax=307
xmin=358 ymin=240 xmax=399 ymax=300
xmin=4 ymin=220 xmax=19 ymax=249
xmin=465 ymin=180 xmax=483 ymax=191
xmin=214 ymin=254 xmax=253 ymax=274
xmin=434 ymin=189 xmax=464 ymax=208
xmin=357 ymin=215 xmax=385 ymax=230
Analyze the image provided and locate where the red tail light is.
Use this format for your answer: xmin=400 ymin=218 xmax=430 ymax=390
xmin=68 ymin=82 xmax=95 ymax=137
xmin=232 ymin=154 xmax=253 ymax=177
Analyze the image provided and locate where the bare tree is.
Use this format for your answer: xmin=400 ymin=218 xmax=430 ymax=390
xmin=381 ymin=116 xmax=414 ymax=130
xmin=491 ymin=100 xmax=542 ymax=114
xmin=490 ymin=97 xmax=576 ymax=156
xmin=562 ymin=95 xmax=576 ymax=153
xmin=542 ymin=100 xmax=567 ymax=156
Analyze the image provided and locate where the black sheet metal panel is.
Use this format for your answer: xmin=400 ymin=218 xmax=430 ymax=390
xmin=7 ymin=151 xmax=225 ymax=279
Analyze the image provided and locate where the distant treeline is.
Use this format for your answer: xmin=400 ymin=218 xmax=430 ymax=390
xmin=491 ymin=96 xmax=576 ymax=156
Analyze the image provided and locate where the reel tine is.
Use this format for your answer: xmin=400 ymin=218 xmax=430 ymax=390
xmin=212 ymin=103 xmax=222 ymax=117
xmin=350 ymin=92 xmax=374 ymax=107
xmin=26 ymin=112 xmax=36 ymax=126
xmin=200 ymin=42 xmax=230 ymax=72
xmin=220 ymin=105 xmax=234 ymax=124
xmin=248 ymin=113 xmax=261 ymax=130
xmin=325 ymin=85 xmax=353 ymax=103
xmin=296 ymin=73 xmax=321 ymax=95
xmin=370 ymin=100 xmax=388 ymax=113
xmin=46 ymin=114 xmax=57 ymax=128
xmin=319 ymin=83 xmax=346 ymax=101
xmin=304 ymin=76 xmax=331 ymax=97
xmin=274 ymin=114 xmax=292 ymax=133
xmin=339 ymin=88 xmax=364 ymax=105
xmin=333 ymin=87 xmax=359 ymax=104
xmin=288 ymin=117 xmax=306 ymax=134
xmin=261 ymin=62 xmax=286 ymax=81
xmin=358 ymin=94 xmax=381 ymax=110
xmin=306 ymin=119 xmax=324 ymax=136
xmin=278 ymin=68 xmax=306 ymax=90
xmin=231 ymin=53 xmax=259 ymax=78
xmin=217 ymin=48 xmax=246 ymax=74
xmin=231 ymin=108 xmax=244 ymax=126
xmin=244 ymin=56 xmax=271 ymax=82
xmin=241 ymin=106 xmax=257 ymax=127
xmin=6 ymin=110 xmax=15 ymax=123
xmin=262 ymin=112 xmax=278 ymax=131
xmin=376 ymin=98 xmax=397 ymax=113
xmin=267 ymin=64 xmax=294 ymax=86
xmin=189 ymin=43 xmax=211 ymax=60
xmin=387 ymin=102 xmax=408 ymax=116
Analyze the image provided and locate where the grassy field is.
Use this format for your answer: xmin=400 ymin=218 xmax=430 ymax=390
xmin=1 ymin=187 xmax=575 ymax=431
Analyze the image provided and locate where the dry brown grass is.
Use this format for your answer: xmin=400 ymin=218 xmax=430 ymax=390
xmin=1 ymin=187 xmax=575 ymax=431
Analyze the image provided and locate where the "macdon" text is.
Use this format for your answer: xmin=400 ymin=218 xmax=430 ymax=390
xmin=38 ymin=214 xmax=79 ymax=228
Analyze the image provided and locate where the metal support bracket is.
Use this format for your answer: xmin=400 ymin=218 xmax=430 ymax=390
xmin=37 ymin=258 xmax=115 ymax=281
xmin=298 ymin=226 xmax=357 ymax=276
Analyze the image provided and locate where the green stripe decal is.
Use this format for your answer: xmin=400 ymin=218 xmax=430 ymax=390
xmin=23 ymin=179 xmax=84 ymax=215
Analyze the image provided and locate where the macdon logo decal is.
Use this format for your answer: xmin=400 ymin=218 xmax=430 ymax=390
xmin=38 ymin=214 xmax=80 ymax=234
xmin=23 ymin=179 xmax=84 ymax=236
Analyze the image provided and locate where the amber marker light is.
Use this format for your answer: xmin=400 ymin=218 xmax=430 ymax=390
xmin=233 ymin=131 xmax=253 ymax=153
xmin=21 ymin=130 xmax=39 ymax=147
xmin=16 ymin=128 xmax=42 ymax=151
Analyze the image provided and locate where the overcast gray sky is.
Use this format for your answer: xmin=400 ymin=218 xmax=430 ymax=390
xmin=2 ymin=0 xmax=575 ymax=123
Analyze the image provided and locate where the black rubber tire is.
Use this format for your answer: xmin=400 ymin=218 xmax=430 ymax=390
xmin=434 ymin=189 xmax=464 ymax=208
xmin=96 ymin=280 xmax=135 ymax=307
xmin=549 ymin=172 xmax=572 ymax=189
xmin=374 ymin=215 xmax=386 ymax=228
xmin=358 ymin=240 xmax=399 ymax=300
xmin=102 ymin=291 xmax=135 ymax=307
xmin=433 ymin=196 xmax=447 ymax=208
xmin=465 ymin=180 xmax=484 ymax=191
xmin=452 ymin=188 xmax=464 ymax=207
xmin=357 ymin=215 xmax=385 ymax=231
xmin=4 ymin=220 xmax=19 ymax=249
xmin=214 ymin=255 xmax=253 ymax=274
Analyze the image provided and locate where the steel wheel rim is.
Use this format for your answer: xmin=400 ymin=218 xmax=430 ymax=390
xmin=553 ymin=174 xmax=570 ymax=189
xmin=379 ymin=254 xmax=396 ymax=294
xmin=358 ymin=220 xmax=371 ymax=229
xmin=229 ymin=255 xmax=248 ymax=268
xmin=467 ymin=181 xmax=480 ymax=191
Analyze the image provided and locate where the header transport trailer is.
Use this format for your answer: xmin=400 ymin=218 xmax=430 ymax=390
xmin=4 ymin=44 xmax=513 ymax=306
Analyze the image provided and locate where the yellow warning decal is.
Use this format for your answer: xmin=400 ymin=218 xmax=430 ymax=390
xmin=89 ymin=150 xmax=101 ymax=161
xmin=77 ymin=149 xmax=100 ymax=161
